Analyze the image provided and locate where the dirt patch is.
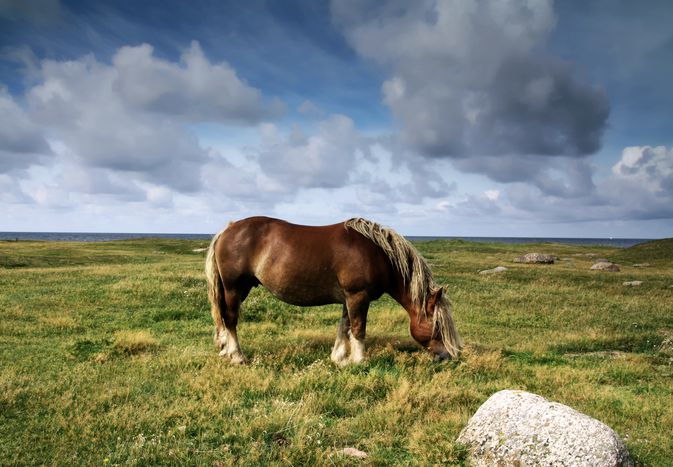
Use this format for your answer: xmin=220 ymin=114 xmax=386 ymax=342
xmin=565 ymin=351 xmax=627 ymax=359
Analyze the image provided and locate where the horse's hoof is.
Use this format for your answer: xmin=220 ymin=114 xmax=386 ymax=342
xmin=330 ymin=348 xmax=347 ymax=364
xmin=331 ymin=355 xmax=349 ymax=367
xmin=230 ymin=353 xmax=247 ymax=365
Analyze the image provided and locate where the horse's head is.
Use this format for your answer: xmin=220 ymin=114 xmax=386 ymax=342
xmin=409 ymin=286 xmax=462 ymax=361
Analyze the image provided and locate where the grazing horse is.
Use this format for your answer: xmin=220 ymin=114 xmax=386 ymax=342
xmin=205 ymin=217 xmax=462 ymax=365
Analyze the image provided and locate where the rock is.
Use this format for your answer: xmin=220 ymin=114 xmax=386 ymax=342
xmin=340 ymin=447 xmax=368 ymax=459
xmin=659 ymin=330 xmax=673 ymax=356
xmin=479 ymin=266 xmax=508 ymax=275
xmin=632 ymin=263 xmax=650 ymax=268
xmin=591 ymin=261 xmax=620 ymax=272
xmin=457 ymin=390 xmax=633 ymax=467
xmin=623 ymin=281 xmax=643 ymax=287
xmin=514 ymin=253 xmax=555 ymax=264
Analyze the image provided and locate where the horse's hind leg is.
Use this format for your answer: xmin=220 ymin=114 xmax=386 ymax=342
xmin=208 ymin=275 xmax=228 ymax=352
xmin=211 ymin=291 xmax=227 ymax=352
xmin=221 ymin=287 xmax=246 ymax=365
xmin=331 ymin=305 xmax=351 ymax=366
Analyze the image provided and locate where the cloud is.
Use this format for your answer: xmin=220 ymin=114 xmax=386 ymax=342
xmin=200 ymin=115 xmax=456 ymax=215
xmin=0 ymin=173 xmax=31 ymax=204
xmin=443 ymin=145 xmax=673 ymax=224
xmin=253 ymin=114 xmax=368 ymax=189
xmin=297 ymin=100 xmax=323 ymax=115
xmin=606 ymin=145 xmax=673 ymax=219
xmin=20 ymin=41 xmax=283 ymax=192
xmin=332 ymin=0 xmax=609 ymax=161
xmin=0 ymin=87 xmax=51 ymax=173
xmin=201 ymin=149 xmax=293 ymax=207
xmin=112 ymin=42 xmax=284 ymax=123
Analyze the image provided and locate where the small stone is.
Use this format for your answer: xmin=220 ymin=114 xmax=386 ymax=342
xmin=659 ymin=330 xmax=673 ymax=356
xmin=514 ymin=253 xmax=555 ymax=264
xmin=623 ymin=281 xmax=643 ymax=287
xmin=595 ymin=258 xmax=609 ymax=263
xmin=340 ymin=447 xmax=368 ymax=459
xmin=632 ymin=263 xmax=650 ymax=268
xmin=591 ymin=261 xmax=620 ymax=272
xmin=479 ymin=266 xmax=508 ymax=274
xmin=457 ymin=390 xmax=633 ymax=467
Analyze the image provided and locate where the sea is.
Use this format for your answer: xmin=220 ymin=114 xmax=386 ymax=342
xmin=0 ymin=232 xmax=651 ymax=248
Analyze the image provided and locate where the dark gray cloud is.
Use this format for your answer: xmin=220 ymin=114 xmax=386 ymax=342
xmin=332 ymin=0 xmax=609 ymax=162
xmin=0 ymin=87 xmax=51 ymax=172
xmin=454 ymin=154 xmax=595 ymax=199
xmin=474 ymin=57 xmax=608 ymax=157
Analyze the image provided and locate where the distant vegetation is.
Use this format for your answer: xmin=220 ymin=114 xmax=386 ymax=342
xmin=613 ymin=237 xmax=673 ymax=263
xmin=1 ymin=238 xmax=672 ymax=465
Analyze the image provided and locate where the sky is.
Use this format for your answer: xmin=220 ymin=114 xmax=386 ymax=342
xmin=1 ymin=0 xmax=672 ymax=238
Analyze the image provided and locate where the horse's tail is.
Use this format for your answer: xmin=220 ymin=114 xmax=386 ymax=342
xmin=205 ymin=227 xmax=227 ymax=345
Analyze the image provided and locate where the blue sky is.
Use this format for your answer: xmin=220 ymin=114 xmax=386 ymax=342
xmin=1 ymin=0 xmax=672 ymax=237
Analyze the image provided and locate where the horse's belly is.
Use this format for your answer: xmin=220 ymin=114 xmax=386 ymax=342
xmin=261 ymin=277 xmax=344 ymax=306
xmin=255 ymin=267 xmax=344 ymax=307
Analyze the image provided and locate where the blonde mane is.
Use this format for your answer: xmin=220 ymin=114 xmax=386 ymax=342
xmin=344 ymin=217 xmax=462 ymax=358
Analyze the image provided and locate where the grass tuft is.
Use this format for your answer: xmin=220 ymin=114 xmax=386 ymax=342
xmin=112 ymin=330 xmax=159 ymax=355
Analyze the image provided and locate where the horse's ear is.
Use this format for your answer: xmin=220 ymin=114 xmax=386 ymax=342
xmin=427 ymin=286 xmax=442 ymax=310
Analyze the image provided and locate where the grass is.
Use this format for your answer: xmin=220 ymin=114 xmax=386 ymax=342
xmin=1 ymin=237 xmax=672 ymax=465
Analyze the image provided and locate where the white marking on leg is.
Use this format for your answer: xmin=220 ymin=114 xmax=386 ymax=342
xmin=331 ymin=334 xmax=348 ymax=365
xmin=216 ymin=328 xmax=228 ymax=349
xmin=224 ymin=328 xmax=246 ymax=364
xmin=349 ymin=334 xmax=366 ymax=364
xmin=331 ymin=318 xmax=351 ymax=366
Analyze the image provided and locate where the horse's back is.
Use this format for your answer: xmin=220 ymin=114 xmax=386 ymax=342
xmin=215 ymin=217 xmax=393 ymax=305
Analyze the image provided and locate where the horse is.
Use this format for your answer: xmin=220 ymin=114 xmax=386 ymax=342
xmin=205 ymin=216 xmax=462 ymax=365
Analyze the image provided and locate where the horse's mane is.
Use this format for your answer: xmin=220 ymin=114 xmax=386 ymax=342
xmin=344 ymin=217 xmax=433 ymax=309
xmin=344 ymin=217 xmax=462 ymax=358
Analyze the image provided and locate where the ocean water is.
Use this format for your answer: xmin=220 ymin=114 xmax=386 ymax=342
xmin=0 ymin=232 xmax=651 ymax=248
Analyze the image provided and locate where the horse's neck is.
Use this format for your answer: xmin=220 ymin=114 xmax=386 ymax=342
xmin=390 ymin=276 xmax=420 ymax=318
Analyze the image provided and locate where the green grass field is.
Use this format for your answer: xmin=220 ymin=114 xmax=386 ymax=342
xmin=1 ymin=237 xmax=672 ymax=465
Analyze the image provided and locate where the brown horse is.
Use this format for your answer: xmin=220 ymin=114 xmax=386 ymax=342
xmin=205 ymin=216 xmax=462 ymax=365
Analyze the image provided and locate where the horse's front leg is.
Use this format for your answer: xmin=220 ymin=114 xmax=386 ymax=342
xmin=345 ymin=292 xmax=370 ymax=365
xmin=331 ymin=304 xmax=350 ymax=366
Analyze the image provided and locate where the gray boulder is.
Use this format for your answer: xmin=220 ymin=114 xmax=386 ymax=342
xmin=514 ymin=253 xmax=555 ymax=264
xmin=622 ymin=281 xmax=643 ymax=287
xmin=479 ymin=266 xmax=508 ymax=275
xmin=457 ymin=390 xmax=633 ymax=467
xmin=591 ymin=261 xmax=620 ymax=272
